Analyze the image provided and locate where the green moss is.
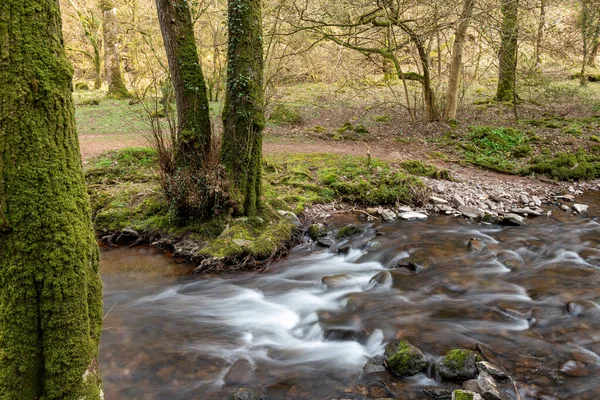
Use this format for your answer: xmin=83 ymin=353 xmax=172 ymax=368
xmin=80 ymin=98 xmax=100 ymax=106
xmin=372 ymin=114 xmax=391 ymax=123
xmin=529 ymin=149 xmax=600 ymax=180
xmin=453 ymin=390 xmax=475 ymax=400
xmin=400 ymin=160 xmax=454 ymax=181
xmin=269 ymin=104 xmax=303 ymax=125
xmin=336 ymin=224 xmax=363 ymax=238
xmin=443 ymin=349 xmax=473 ymax=370
xmin=563 ymin=124 xmax=583 ymax=136
xmin=460 ymin=126 xmax=531 ymax=174
xmin=386 ymin=340 xmax=427 ymax=376
xmin=333 ymin=122 xmax=370 ymax=141
xmin=590 ymin=135 xmax=600 ymax=142
xmin=74 ymin=82 xmax=90 ymax=90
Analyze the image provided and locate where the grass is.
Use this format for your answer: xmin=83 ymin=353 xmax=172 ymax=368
xmin=459 ymin=126 xmax=534 ymax=174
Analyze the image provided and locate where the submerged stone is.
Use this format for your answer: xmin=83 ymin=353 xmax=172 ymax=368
xmin=369 ymin=271 xmax=392 ymax=288
xmin=437 ymin=349 xmax=478 ymax=381
xmin=232 ymin=388 xmax=260 ymax=400
xmin=336 ymin=224 xmax=364 ymax=238
xmin=363 ymin=355 xmax=388 ymax=374
xmin=384 ymin=340 xmax=427 ymax=376
xmin=559 ymin=360 xmax=590 ymax=377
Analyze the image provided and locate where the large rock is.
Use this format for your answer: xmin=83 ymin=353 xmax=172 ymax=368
xmin=437 ymin=349 xmax=478 ymax=381
xmin=317 ymin=235 xmax=336 ymax=247
xmin=476 ymin=370 xmax=509 ymax=400
xmin=384 ymin=340 xmax=427 ymax=376
xmin=363 ymin=355 xmax=387 ymax=374
xmin=476 ymin=361 xmax=509 ymax=381
xmin=501 ymin=213 xmax=524 ymax=226
xmin=336 ymin=224 xmax=364 ymax=238
xmin=458 ymin=206 xmax=482 ymax=219
xmin=308 ymin=223 xmax=328 ymax=240
xmin=398 ymin=211 xmax=428 ymax=221
xmin=277 ymin=210 xmax=301 ymax=227
xmin=381 ymin=209 xmax=397 ymax=222
xmin=573 ymin=204 xmax=589 ymax=216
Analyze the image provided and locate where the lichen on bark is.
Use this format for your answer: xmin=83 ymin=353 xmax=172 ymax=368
xmin=0 ymin=1 xmax=103 ymax=398
xmin=221 ymin=0 xmax=265 ymax=216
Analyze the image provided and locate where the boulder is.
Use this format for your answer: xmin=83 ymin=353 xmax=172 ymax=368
xmin=437 ymin=349 xmax=478 ymax=381
xmin=384 ymin=340 xmax=427 ymax=376
xmin=277 ymin=210 xmax=301 ymax=227
xmin=381 ymin=209 xmax=397 ymax=222
xmin=501 ymin=213 xmax=524 ymax=226
xmin=476 ymin=370 xmax=509 ymax=400
xmin=363 ymin=355 xmax=387 ymax=374
xmin=573 ymin=204 xmax=589 ymax=216
xmin=398 ymin=211 xmax=428 ymax=221
xmin=308 ymin=223 xmax=328 ymax=240
xmin=458 ymin=206 xmax=482 ymax=219
xmin=476 ymin=361 xmax=509 ymax=381
xmin=336 ymin=224 xmax=364 ymax=238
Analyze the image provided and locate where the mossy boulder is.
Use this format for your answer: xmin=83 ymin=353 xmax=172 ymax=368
xmin=452 ymin=389 xmax=480 ymax=400
xmin=308 ymin=223 xmax=328 ymax=240
xmin=384 ymin=340 xmax=427 ymax=376
xmin=269 ymin=104 xmax=303 ymax=125
xmin=437 ymin=349 xmax=479 ymax=381
xmin=336 ymin=224 xmax=363 ymax=239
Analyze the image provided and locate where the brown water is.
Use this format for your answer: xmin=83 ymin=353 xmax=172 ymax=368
xmin=99 ymin=193 xmax=600 ymax=400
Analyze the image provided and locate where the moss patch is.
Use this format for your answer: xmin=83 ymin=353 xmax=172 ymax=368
xmin=400 ymin=160 xmax=454 ymax=180
xmin=269 ymin=104 xmax=303 ymax=125
xmin=336 ymin=224 xmax=363 ymax=238
xmin=529 ymin=148 xmax=600 ymax=181
xmin=385 ymin=340 xmax=427 ymax=376
xmin=453 ymin=390 xmax=475 ymax=400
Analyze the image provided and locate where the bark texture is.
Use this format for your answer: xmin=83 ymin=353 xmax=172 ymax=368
xmin=101 ymin=0 xmax=129 ymax=98
xmin=443 ymin=0 xmax=477 ymax=121
xmin=221 ymin=0 xmax=265 ymax=216
xmin=0 ymin=1 xmax=103 ymax=398
xmin=496 ymin=0 xmax=519 ymax=102
xmin=155 ymin=0 xmax=212 ymax=168
xmin=534 ymin=0 xmax=546 ymax=66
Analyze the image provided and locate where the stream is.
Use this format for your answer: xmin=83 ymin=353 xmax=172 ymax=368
xmin=99 ymin=193 xmax=600 ymax=400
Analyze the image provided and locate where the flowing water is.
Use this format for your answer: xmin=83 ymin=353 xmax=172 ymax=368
xmin=100 ymin=193 xmax=600 ymax=400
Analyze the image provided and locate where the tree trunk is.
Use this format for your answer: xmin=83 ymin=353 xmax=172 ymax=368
xmin=534 ymin=0 xmax=547 ymax=67
xmin=589 ymin=40 xmax=599 ymax=67
xmin=93 ymin=41 xmax=102 ymax=89
xmin=496 ymin=0 xmax=519 ymax=102
xmin=101 ymin=0 xmax=129 ymax=98
xmin=0 ymin=1 xmax=103 ymax=399
xmin=155 ymin=0 xmax=212 ymax=168
xmin=414 ymin=38 xmax=438 ymax=121
xmin=444 ymin=0 xmax=477 ymax=121
xmin=222 ymin=0 xmax=265 ymax=216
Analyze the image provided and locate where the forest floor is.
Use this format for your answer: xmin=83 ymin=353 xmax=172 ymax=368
xmin=77 ymin=80 xmax=600 ymax=193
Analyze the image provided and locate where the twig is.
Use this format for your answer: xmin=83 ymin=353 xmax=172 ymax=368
xmin=103 ymin=302 xmax=118 ymax=320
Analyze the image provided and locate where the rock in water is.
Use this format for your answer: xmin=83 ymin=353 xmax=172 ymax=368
xmin=308 ymin=223 xmax=327 ymax=240
xmin=381 ymin=209 xmax=397 ymax=222
xmin=224 ymin=359 xmax=253 ymax=385
xmin=232 ymin=388 xmax=260 ymax=400
xmin=452 ymin=389 xmax=483 ymax=400
xmin=369 ymin=271 xmax=392 ymax=288
xmin=458 ymin=206 xmax=482 ymax=219
xmin=573 ymin=204 xmax=589 ymax=216
xmin=467 ymin=238 xmax=486 ymax=252
xmin=559 ymin=360 xmax=590 ymax=377
xmin=476 ymin=370 xmax=509 ymax=400
xmin=384 ymin=340 xmax=427 ymax=376
xmin=336 ymin=224 xmax=364 ymax=238
xmin=476 ymin=361 xmax=509 ymax=380
xmin=437 ymin=349 xmax=478 ymax=381
xmin=398 ymin=211 xmax=428 ymax=221
xmin=502 ymin=213 xmax=524 ymax=226
xmin=363 ymin=355 xmax=387 ymax=374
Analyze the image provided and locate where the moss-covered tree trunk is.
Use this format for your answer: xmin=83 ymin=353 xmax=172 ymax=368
xmin=443 ymin=0 xmax=477 ymax=121
xmin=221 ymin=0 xmax=265 ymax=216
xmin=534 ymin=0 xmax=547 ymax=67
xmin=495 ymin=0 xmax=519 ymax=102
xmin=155 ymin=0 xmax=212 ymax=168
xmin=0 ymin=1 xmax=103 ymax=398
xmin=101 ymin=0 xmax=129 ymax=98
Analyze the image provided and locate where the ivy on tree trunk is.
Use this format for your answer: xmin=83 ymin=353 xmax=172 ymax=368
xmin=221 ymin=0 xmax=265 ymax=216
xmin=155 ymin=0 xmax=212 ymax=169
xmin=496 ymin=0 xmax=519 ymax=102
xmin=0 ymin=1 xmax=103 ymax=399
